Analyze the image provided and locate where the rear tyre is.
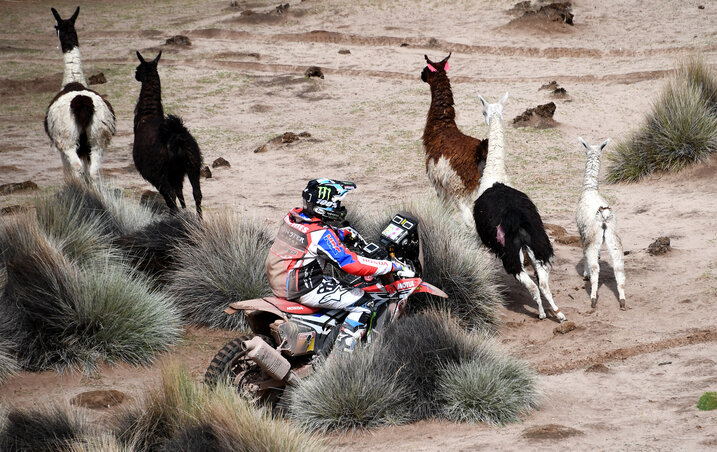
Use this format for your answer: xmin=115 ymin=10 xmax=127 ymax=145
xmin=204 ymin=335 xmax=252 ymax=386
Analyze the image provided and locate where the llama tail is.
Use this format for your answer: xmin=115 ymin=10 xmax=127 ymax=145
xmin=70 ymin=95 xmax=95 ymax=163
xmin=501 ymin=209 xmax=554 ymax=272
xmin=161 ymin=115 xmax=203 ymax=168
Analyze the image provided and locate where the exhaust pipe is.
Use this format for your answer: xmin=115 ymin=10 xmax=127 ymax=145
xmin=244 ymin=336 xmax=300 ymax=386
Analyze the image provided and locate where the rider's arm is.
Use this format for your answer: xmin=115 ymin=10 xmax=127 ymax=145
xmin=316 ymin=229 xmax=394 ymax=276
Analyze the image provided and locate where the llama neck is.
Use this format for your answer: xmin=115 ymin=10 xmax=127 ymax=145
xmin=424 ymin=74 xmax=458 ymax=136
xmin=62 ymin=47 xmax=86 ymax=87
xmin=582 ymin=154 xmax=601 ymax=191
xmin=478 ymin=113 xmax=508 ymax=194
xmin=134 ymin=75 xmax=164 ymax=126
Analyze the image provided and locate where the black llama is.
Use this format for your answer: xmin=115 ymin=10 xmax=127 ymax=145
xmin=133 ymin=51 xmax=202 ymax=216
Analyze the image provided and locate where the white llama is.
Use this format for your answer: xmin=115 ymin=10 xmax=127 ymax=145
xmin=473 ymin=93 xmax=566 ymax=321
xmin=576 ymin=137 xmax=626 ymax=310
xmin=44 ymin=7 xmax=115 ymax=181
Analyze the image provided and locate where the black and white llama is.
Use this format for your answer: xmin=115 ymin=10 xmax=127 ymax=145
xmin=473 ymin=93 xmax=566 ymax=322
xmin=44 ymin=6 xmax=115 ymax=181
xmin=133 ymin=51 xmax=203 ymax=216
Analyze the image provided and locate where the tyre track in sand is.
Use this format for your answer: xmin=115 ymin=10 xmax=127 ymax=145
xmin=536 ymin=327 xmax=717 ymax=375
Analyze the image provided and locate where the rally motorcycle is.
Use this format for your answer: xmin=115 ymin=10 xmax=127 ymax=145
xmin=203 ymin=213 xmax=447 ymax=401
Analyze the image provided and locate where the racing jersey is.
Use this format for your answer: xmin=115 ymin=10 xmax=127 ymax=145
xmin=266 ymin=208 xmax=394 ymax=300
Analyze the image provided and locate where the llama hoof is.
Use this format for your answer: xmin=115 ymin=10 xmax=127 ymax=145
xmin=590 ymin=298 xmax=597 ymax=308
xmin=619 ymin=299 xmax=626 ymax=310
xmin=538 ymin=312 xmax=547 ymax=320
xmin=582 ymin=274 xmax=589 ymax=281
xmin=556 ymin=311 xmax=567 ymax=322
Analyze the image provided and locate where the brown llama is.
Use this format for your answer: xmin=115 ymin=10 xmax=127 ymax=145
xmin=133 ymin=51 xmax=203 ymax=216
xmin=421 ymin=52 xmax=489 ymax=225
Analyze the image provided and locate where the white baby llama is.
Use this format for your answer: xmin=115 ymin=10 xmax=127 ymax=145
xmin=576 ymin=137 xmax=626 ymax=310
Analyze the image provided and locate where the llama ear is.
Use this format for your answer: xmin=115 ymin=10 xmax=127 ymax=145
xmin=599 ymin=138 xmax=611 ymax=150
xmin=136 ymin=51 xmax=146 ymax=64
xmin=51 ymin=8 xmax=62 ymax=22
xmin=444 ymin=61 xmax=450 ymax=71
xmin=478 ymin=95 xmax=487 ymax=108
xmin=70 ymin=6 xmax=80 ymax=23
xmin=499 ymin=92 xmax=509 ymax=105
xmin=424 ymin=54 xmax=431 ymax=63
xmin=426 ymin=63 xmax=437 ymax=73
xmin=578 ymin=136 xmax=589 ymax=150
xmin=152 ymin=51 xmax=162 ymax=65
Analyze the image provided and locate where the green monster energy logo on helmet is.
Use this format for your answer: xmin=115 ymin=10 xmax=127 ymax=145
xmin=317 ymin=186 xmax=332 ymax=200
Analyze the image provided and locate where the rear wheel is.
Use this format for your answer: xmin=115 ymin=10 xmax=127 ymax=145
xmin=204 ymin=334 xmax=283 ymax=404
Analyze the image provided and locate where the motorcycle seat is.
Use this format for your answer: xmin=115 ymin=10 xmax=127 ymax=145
xmin=265 ymin=297 xmax=321 ymax=315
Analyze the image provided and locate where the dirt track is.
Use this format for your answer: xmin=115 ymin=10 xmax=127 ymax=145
xmin=1 ymin=0 xmax=716 ymax=449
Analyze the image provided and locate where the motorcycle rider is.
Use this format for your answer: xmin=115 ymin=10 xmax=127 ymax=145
xmin=265 ymin=178 xmax=413 ymax=353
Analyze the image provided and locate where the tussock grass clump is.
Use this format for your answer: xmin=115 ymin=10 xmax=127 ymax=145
xmin=115 ymin=363 xmax=324 ymax=452
xmin=0 ymin=215 xmax=181 ymax=372
xmin=283 ymin=348 xmax=411 ymax=433
xmin=167 ymin=213 xmax=273 ymax=329
xmin=607 ymin=58 xmax=717 ymax=182
xmin=0 ymin=405 xmax=87 ymax=451
xmin=0 ymin=340 xmax=18 ymax=383
xmin=347 ymin=198 xmax=503 ymax=331
xmin=439 ymin=352 xmax=539 ymax=424
xmin=286 ymin=310 xmax=538 ymax=431
xmin=68 ymin=434 xmax=135 ymax=452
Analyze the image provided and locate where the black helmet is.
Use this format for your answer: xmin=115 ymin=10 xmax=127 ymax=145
xmin=302 ymin=178 xmax=356 ymax=221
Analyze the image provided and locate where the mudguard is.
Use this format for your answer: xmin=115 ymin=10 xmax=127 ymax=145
xmin=415 ymin=281 xmax=448 ymax=298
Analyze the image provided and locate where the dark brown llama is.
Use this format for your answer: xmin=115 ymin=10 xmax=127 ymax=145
xmin=133 ymin=51 xmax=202 ymax=216
xmin=421 ymin=53 xmax=489 ymax=225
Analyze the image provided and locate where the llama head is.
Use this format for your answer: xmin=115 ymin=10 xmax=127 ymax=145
xmin=421 ymin=52 xmax=451 ymax=83
xmin=578 ymin=136 xmax=611 ymax=158
xmin=135 ymin=51 xmax=162 ymax=82
xmin=478 ymin=92 xmax=509 ymax=126
xmin=51 ymin=6 xmax=80 ymax=53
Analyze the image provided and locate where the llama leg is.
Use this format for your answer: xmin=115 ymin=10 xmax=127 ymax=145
xmin=584 ymin=239 xmax=601 ymax=308
xmin=526 ymin=247 xmax=566 ymax=322
xmin=87 ymin=147 xmax=103 ymax=182
xmin=458 ymin=201 xmax=474 ymax=227
xmin=604 ymin=225 xmax=627 ymax=310
xmin=158 ymin=179 xmax=178 ymax=212
xmin=175 ymin=189 xmax=186 ymax=209
xmin=515 ymin=270 xmax=545 ymax=320
xmin=188 ymin=168 xmax=202 ymax=217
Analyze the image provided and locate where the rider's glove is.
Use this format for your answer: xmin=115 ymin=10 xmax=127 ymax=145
xmin=392 ymin=262 xmax=415 ymax=278
xmin=338 ymin=226 xmax=358 ymax=242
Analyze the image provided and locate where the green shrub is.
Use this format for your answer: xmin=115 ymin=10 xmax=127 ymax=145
xmin=697 ymin=392 xmax=717 ymax=411
xmin=608 ymin=58 xmax=717 ymax=182
xmin=167 ymin=213 xmax=273 ymax=329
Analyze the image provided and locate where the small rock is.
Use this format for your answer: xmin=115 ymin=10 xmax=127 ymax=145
xmin=304 ymin=66 xmax=324 ymax=79
xmin=539 ymin=80 xmax=559 ymax=91
xmin=543 ymin=223 xmax=567 ymax=237
xmin=400 ymin=42 xmax=409 ymax=47
xmin=71 ymin=389 xmax=126 ymax=410
xmin=230 ymin=0 xmax=239 ymax=7
xmin=698 ymin=5 xmax=705 ymax=10
xmin=88 ymin=72 xmax=107 ymax=85
xmin=199 ymin=166 xmax=212 ymax=178
xmin=338 ymin=49 xmax=351 ymax=55
xmin=0 ymin=181 xmax=38 ymax=196
xmin=282 ymin=132 xmax=299 ymax=143
xmin=553 ymin=87 xmax=568 ymax=97
xmin=648 ymin=236 xmax=671 ymax=255
xmin=242 ymin=9 xmax=254 ymax=16
xmin=1 ymin=205 xmax=29 ymax=215
xmin=212 ymin=157 xmax=231 ymax=168
xmin=512 ymin=102 xmax=557 ymax=128
xmin=427 ymin=37 xmax=439 ymax=47
xmin=298 ymin=131 xmax=311 ymax=137
xmin=254 ymin=144 xmax=268 ymax=153
xmin=275 ymin=3 xmax=290 ymax=14
xmin=165 ymin=35 xmax=192 ymax=46
xmin=553 ymin=321 xmax=576 ymax=335
xmin=585 ymin=363 xmax=610 ymax=373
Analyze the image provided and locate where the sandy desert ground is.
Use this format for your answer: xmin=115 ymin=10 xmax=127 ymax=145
xmin=1 ymin=0 xmax=716 ymax=450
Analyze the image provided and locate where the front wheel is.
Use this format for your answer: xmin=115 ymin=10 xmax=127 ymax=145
xmin=204 ymin=334 xmax=283 ymax=405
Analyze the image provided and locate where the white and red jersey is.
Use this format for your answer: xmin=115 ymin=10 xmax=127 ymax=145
xmin=266 ymin=208 xmax=394 ymax=300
